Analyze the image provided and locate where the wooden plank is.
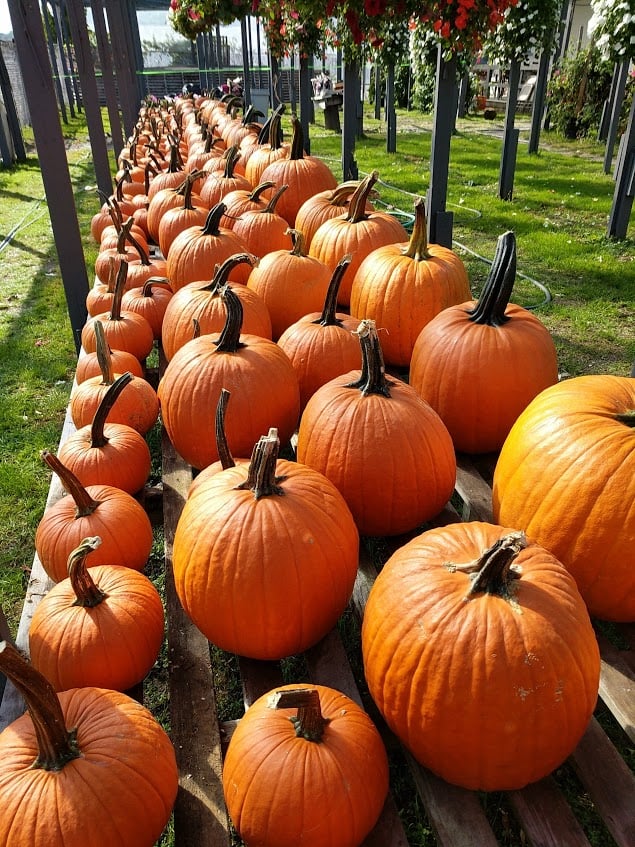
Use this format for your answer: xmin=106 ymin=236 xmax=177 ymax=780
xmin=569 ymin=717 xmax=635 ymax=847
xmin=238 ymin=658 xmax=284 ymax=709
xmin=455 ymin=457 xmax=495 ymax=522
xmin=508 ymin=777 xmax=592 ymax=847
xmin=406 ymin=752 xmax=499 ymax=847
xmin=595 ymin=630 xmax=635 ymax=743
xmin=162 ymin=428 xmax=232 ymax=847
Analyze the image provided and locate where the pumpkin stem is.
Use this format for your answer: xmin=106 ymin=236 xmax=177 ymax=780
xmin=268 ymin=688 xmax=329 ymax=742
xmin=289 ymin=113 xmax=306 ymax=161
xmin=346 ymin=320 xmax=391 ymax=398
xmin=94 ymin=319 xmax=115 ymax=385
xmin=467 ymin=231 xmax=516 ymax=327
xmin=346 ymin=171 xmax=378 ymax=224
xmin=141 ymin=276 xmax=171 ymax=298
xmin=261 ymin=183 xmax=288 ymax=215
xmin=235 ymin=429 xmax=285 ymax=499
xmin=0 ymin=640 xmax=81 ymax=770
xmin=402 ymin=197 xmax=431 ymax=261
xmin=466 ymin=532 xmax=526 ymax=599
xmin=287 ymin=228 xmax=308 ymax=257
xmin=214 ymin=285 xmax=245 ymax=353
xmin=205 ymin=253 xmax=256 ymax=294
xmin=201 ymin=203 xmax=228 ymax=237
xmin=616 ymin=409 xmax=635 ymax=427
xmin=109 ymin=260 xmax=129 ymax=322
xmin=215 ymin=388 xmax=235 ymax=470
xmin=248 ymin=181 xmax=277 ymax=202
xmin=69 ymin=536 xmax=108 ymax=607
xmin=314 ymin=255 xmax=353 ymax=327
xmin=40 ymin=450 xmax=101 ymax=517
xmin=222 ymin=146 xmax=241 ymax=178
xmin=90 ymin=372 xmax=133 ymax=448
xmin=115 ymin=216 xmax=134 ymax=255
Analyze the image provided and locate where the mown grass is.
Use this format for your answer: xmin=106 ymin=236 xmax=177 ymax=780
xmin=0 ymin=105 xmax=633 ymax=847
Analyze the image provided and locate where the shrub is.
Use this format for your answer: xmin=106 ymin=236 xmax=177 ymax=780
xmin=546 ymin=46 xmax=613 ymax=139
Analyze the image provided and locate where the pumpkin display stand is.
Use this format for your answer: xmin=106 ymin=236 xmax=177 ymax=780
xmin=1 ymin=350 xmax=634 ymax=847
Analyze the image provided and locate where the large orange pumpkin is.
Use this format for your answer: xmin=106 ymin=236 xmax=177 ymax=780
xmin=29 ymin=536 xmax=164 ymax=693
xmin=362 ymin=522 xmax=600 ymax=791
xmin=158 ymin=285 xmax=300 ymax=470
xmin=223 ymin=685 xmax=389 ymax=847
xmin=492 ymin=373 xmax=635 ymax=621
xmin=409 ymin=231 xmax=559 ymax=454
xmin=0 ymin=641 xmax=178 ymax=847
xmin=296 ymin=320 xmax=456 ymax=536
xmin=350 ymin=197 xmax=471 ymax=367
xmin=172 ymin=430 xmax=359 ymax=659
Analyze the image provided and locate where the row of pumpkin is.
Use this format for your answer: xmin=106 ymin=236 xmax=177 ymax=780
xmin=1 ymin=90 xmax=633 ymax=847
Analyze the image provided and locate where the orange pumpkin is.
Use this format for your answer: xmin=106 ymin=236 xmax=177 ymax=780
xmin=172 ymin=430 xmax=359 ymax=658
xmin=362 ymin=522 xmax=600 ymax=790
xmin=294 ymin=179 xmax=375 ymax=250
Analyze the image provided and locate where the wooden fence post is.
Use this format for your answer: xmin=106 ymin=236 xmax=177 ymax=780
xmin=426 ymin=47 xmax=456 ymax=248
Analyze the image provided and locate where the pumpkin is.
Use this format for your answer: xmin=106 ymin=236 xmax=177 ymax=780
xmin=81 ymin=261 xmax=155 ymax=363
xmin=361 ymin=522 xmax=600 ymax=791
xmin=146 ymin=136 xmax=185 ymax=201
xmin=492 ymin=374 xmax=635 ymax=621
xmin=71 ymin=322 xmax=159 ymax=436
xmin=158 ymin=285 xmax=300 ymax=470
xmin=156 ymin=169 xmax=209 ymax=257
xmin=146 ymin=172 xmax=205 ymax=245
xmin=58 ymin=373 xmax=152 ymax=495
xmin=294 ymin=179 xmax=375 ymax=250
xmin=258 ymin=114 xmax=338 ymax=226
xmin=160 ymin=253 xmax=271 ymax=361
xmin=246 ymin=229 xmax=332 ymax=340
xmin=121 ymin=277 xmax=173 ymax=340
xmin=277 ymin=254 xmax=362 ymax=409
xmin=35 ymin=450 xmax=153 ymax=583
xmin=308 ymin=171 xmax=408 ymax=307
xmin=409 ymin=230 xmax=559 ymax=453
xmin=0 ymin=640 xmax=178 ymax=847
xmin=94 ymin=218 xmax=142 ymax=284
xmin=243 ymin=105 xmax=289 ymax=188
xmin=172 ymin=430 xmax=359 ymax=658
xmin=231 ymin=184 xmax=294 ymax=259
xmin=223 ymin=685 xmax=389 ymax=847
xmin=29 ymin=536 xmax=164 ymax=692
xmin=220 ymin=180 xmax=276 ymax=229
xmin=199 ymin=146 xmax=251 ymax=208
xmin=297 ymin=320 xmax=456 ymax=536
xmin=350 ymin=197 xmax=471 ymax=367
xmin=165 ymin=203 xmax=250 ymax=291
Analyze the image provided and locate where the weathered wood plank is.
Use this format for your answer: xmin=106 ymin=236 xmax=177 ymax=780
xmin=454 ymin=457 xmax=495 ymax=523
xmin=595 ymin=630 xmax=635 ymax=743
xmin=162 ymin=428 xmax=231 ymax=847
xmin=238 ymin=658 xmax=285 ymax=709
xmin=508 ymin=776 xmax=593 ymax=847
xmin=569 ymin=716 xmax=635 ymax=847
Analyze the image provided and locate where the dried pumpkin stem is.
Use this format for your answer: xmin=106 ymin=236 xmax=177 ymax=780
xmin=69 ymin=536 xmax=108 ymax=607
xmin=208 ymin=254 xmax=256 ymax=294
xmin=402 ymin=197 xmax=431 ymax=261
xmin=40 ymin=450 xmax=100 ymax=518
xmin=235 ymin=430 xmax=285 ymax=499
xmin=215 ymin=388 xmax=235 ymax=470
xmin=94 ymin=319 xmax=115 ymax=385
xmin=314 ymin=254 xmax=352 ymax=327
xmin=467 ymin=231 xmax=516 ymax=327
xmin=214 ymin=285 xmax=245 ymax=353
xmin=466 ymin=532 xmax=526 ymax=598
xmin=0 ymin=641 xmax=81 ymax=771
xmin=201 ymin=203 xmax=228 ymax=237
xmin=616 ymin=409 xmax=635 ymax=427
xmin=346 ymin=320 xmax=391 ymax=398
xmin=90 ymin=371 xmax=133 ymax=448
xmin=268 ymin=688 xmax=329 ymax=742
xmin=346 ymin=171 xmax=378 ymax=224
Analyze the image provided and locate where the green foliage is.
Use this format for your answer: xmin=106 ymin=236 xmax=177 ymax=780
xmin=546 ymin=46 xmax=614 ymax=139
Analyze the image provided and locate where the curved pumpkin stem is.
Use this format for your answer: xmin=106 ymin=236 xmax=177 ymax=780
xmin=94 ymin=319 xmax=115 ymax=385
xmin=214 ymin=285 xmax=245 ymax=353
xmin=69 ymin=536 xmax=108 ymax=607
xmin=90 ymin=372 xmax=133 ymax=448
xmin=201 ymin=203 xmax=228 ymax=237
xmin=0 ymin=640 xmax=81 ymax=770
xmin=466 ymin=532 xmax=526 ymax=599
xmin=40 ymin=450 xmax=101 ymax=518
xmin=288 ymin=113 xmax=306 ymax=161
xmin=346 ymin=320 xmax=391 ymax=398
xmin=205 ymin=254 xmax=256 ymax=295
xmin=402 ymin=197 xmax=431 ymax=261
xmin=260 ymin=183 xmax=288 ymax=215
xmin=109 ymin=260 xmax=129 ymax=322
xmin=235 ymin=429 xmax=286 ymax=499
xmin=215 ymin=388 xmax=235 ymax=470
xmin=258 ymin=103 xmax=285 ymax=147
xmin=268 ymin=688 xmax=329 ymax=742
xmin=467 ymin=231 xmax=516 ymax=327
xmin=616 ymin=409 xmax=635 ymax=426
xmin=346 ymin=171 xmax=379 ymax=224
xmin=313 ymin=255 xmax=352 ymax=327
xmin=287 ymin=228 xmax=308 ymax=257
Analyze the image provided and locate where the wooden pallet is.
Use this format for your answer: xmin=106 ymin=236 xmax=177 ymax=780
xmin=2 ymin=386 xmax=634 ymax=847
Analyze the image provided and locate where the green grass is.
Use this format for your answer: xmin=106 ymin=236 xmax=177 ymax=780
xmin=0 ymin=105 xmax=633 ymax=847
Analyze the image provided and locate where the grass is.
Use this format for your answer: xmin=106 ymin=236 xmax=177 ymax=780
xmin=0 ymin=104 xmax=633 ymax=846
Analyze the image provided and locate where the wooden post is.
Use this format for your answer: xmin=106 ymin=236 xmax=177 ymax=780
xmin=342 ymin=58 xmax=359 ymax=179
xmin=607 ymin=94 xmax=635 ymax=239
xmin=299 ymin=55 xmax=311 ymax=154
xmin=104 ymin=0 xmax=139 ymax=138
xmin=90 ymin=0 xmax=125 ymax=160
xmin=240 ymin=16 xmax=251 ymax=108
xmin=603 ymin=58 xmax=630 ymax=176
xmin=6 ymin=0 xmax=89 ymax=353
xmin=528 ymin=48 xmax=551 ymax=154
xmin=498 ymin=59 xmax=520 ymax=201
xmin=58 ymin=0 xmax=83 ymax=111
xmin=0 ymin=44 xmax=26 ymax=161
xmin=386 ymin=62 xmax=396 ymax=154
xmin=426 ymin=47 xmax=456 ymax=248
xmin=457 ymin=73 xmax=469 ymax=117
xmin=41 ymin=0 xmax=69 ymax=122
xmin=65 ymin=0 xmax=112 ymax=197
xmin=374 ymin=64 xmax=382 ymax=120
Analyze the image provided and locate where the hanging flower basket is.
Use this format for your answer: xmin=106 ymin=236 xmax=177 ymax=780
xmin=168 ymin=0 xmax=252 ymax=40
